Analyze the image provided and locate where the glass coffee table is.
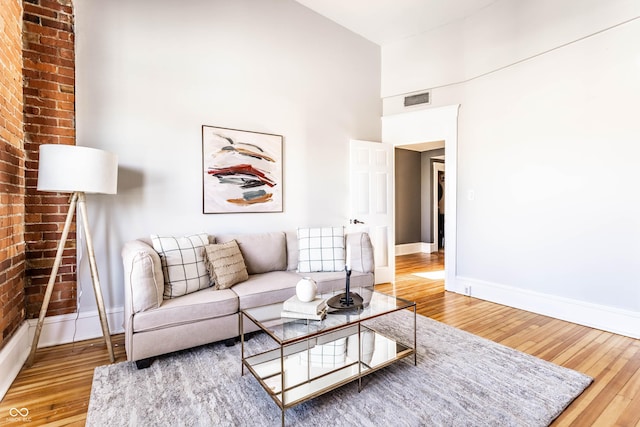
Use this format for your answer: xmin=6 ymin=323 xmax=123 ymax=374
xmin=240 ymin=286 xmax=416 ymax=426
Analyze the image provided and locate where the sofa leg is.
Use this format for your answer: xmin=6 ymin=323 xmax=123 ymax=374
xmin=224 ymin=338 xmax=236 ymax=347
xmin=242 ymin=332 xmax=255 ymax=341
xmin=135 ymin=358 xmax=153 ymax=369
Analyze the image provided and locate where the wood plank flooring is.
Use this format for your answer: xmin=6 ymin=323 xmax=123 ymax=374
xmin=0 ymin=335 xmax=127 ymax=426
xmin=1 ymin=252 xmax=638 ymax=426
xmin=376 ymin=252 xmax=640 ymax=427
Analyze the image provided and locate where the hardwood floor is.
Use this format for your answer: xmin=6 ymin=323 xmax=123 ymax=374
xmin=1 ymin=252 xmax=638 ymax=426
xmin=376 ymin=252 xmax=640 ymax=427
xmin=0 ymin=335 xmax=127 ymax=426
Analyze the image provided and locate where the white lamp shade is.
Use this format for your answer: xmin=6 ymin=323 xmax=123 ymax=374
xmin=37 ymin=144 xmax=118 ymax=194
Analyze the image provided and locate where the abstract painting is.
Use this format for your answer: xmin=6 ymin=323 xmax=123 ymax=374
xmin=202 ymin=125 xmax=283 ymax=213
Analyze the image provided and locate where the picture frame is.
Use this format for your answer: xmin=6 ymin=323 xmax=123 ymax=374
xmin=202 ymin=125 xmax=283 ymax=213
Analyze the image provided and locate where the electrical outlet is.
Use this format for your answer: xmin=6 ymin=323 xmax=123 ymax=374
xmin=464 ymin=285 xmax=471 ymax=296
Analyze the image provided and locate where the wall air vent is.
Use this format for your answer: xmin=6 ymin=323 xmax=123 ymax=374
xmin=404 ymin=91 xmax=430 ymax=107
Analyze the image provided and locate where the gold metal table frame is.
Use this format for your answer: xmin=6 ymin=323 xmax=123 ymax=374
xmin=240 ymin=287 xmax=417 ymax=426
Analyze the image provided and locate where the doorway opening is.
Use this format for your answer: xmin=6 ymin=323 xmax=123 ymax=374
xmin=433 ymin=158 xmax=445 ymax=252
xmin=393 ymin=144 xmax=445 ymax=293
xmin=382 ymin=103 xmax=459 ymax=292
xmin=394 ymin=143 xmax=444 ymax=256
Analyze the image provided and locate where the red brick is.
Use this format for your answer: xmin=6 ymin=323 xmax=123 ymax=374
xmin=59 ymin=48 xmax=73 ymax=60
xmin=26 ymin=78 xmax=59 ymax=91
xmin=36 ymin=89 xmax=74 ymax=102
xmin=38 ymin=125 xmax=75 ymax=136
xmin=41 ymin=71 xmax=73 ymax=85
xmin=56 ymin=66 xmax=73 ymax=77
xmin=1 ymin=0 xmax=28 ymax=349
xmin=23 ymin=21 xmax=58 ymax=38
xmin=41 ymin=0 xmax=72 ymax=15
xmin=2 ymin=0 xmax=80 ymax=329
xmin=39 ymin=108 xmax=73 ymax=119
xmin=24 ymin=95 xmax=56 ymax=108
xmin=24 ymin=3 xmax=58 ymax=19
xmin=27 ymin=116 xmax=57 ymax=126
xmin=40 ymin=36 xmax=73 ymax=50
xmin=40 ymin=17 xmax=72 ymax=32
xmin=23 ymin=41 xmax=58 ymax=56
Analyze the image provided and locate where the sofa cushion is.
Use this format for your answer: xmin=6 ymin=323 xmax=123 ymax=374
xmin=151 ymin=233 xmax=212 ymax=299
xmin=122 ymin=240 xmax=165 ymax=313
xmin=231 ymin=271 xmax=302 ymax=309
xmin=216 ymin=232 xmax=286 ymax=274
xmin=204 ymin=240 xmax=249 ymax=289
xmin=297 ymin=227 xmax=345 ymax=273
xmin=133 ymin=288 xmax=238 ymax=332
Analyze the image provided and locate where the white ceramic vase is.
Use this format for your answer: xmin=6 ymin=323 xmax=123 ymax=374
xmin=296 ymin=277 xmax=317 ymax=302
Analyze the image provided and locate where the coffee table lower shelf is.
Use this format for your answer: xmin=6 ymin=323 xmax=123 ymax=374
xmin=242 ymin=325 xmax=414 ymax=425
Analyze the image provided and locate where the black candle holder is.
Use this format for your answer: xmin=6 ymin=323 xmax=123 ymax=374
xmin=327 ymin=267 xmax=363 ymax=310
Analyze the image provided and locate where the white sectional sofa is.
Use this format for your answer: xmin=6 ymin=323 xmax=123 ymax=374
xmin=121 ymin=230 xmax=375 ymax=368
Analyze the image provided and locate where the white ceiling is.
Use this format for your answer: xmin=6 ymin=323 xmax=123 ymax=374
xmin=397 ymin=140 xmax=445 ymax=152
xmin=295 ymin=0 xmax=498 ymax=45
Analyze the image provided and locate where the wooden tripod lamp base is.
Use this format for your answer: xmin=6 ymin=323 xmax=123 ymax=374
xmin=28 ymin=144 xmax=118 ymax=366
xmin=27 ymin=192 xmax=115 ymax=366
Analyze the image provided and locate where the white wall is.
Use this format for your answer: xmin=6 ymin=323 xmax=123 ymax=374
xmin=74 ymin=0 xmax=381 ymax=313
xmin=421 ymin=148 xmax=444 ymax=244
xmin=382 ymin=0 xmax=640 ymax=98
xmin=382 ymin=0 xmax=640 ymax=328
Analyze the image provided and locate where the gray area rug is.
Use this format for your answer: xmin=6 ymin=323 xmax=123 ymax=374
xmin=87 ymin=311 xmax=592 ymax=426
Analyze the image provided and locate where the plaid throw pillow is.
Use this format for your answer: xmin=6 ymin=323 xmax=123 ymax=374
xmin=151 ymin=233 xmax=211 ymax=299
xmin=297 ymin=227 xmax=345 ymax=273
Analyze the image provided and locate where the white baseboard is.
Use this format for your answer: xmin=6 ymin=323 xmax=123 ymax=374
xmin=0 ymin=322 xmax=31 ymax=401
xmin=450 ymin=276 xmax=640 ymax=339
xmin=27 ymin=306 xmax=125 ymax=348
xmin=395 ymin=242 xmax=435 ymax=255
xmin=0 ymin=307 xmax=124 ymax=401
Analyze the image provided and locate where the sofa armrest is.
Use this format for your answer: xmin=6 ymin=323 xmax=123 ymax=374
xmin=346 ymin=232 xmax=374 ymax=273
xmin=122 ymin=240 xmax=164 ymax=314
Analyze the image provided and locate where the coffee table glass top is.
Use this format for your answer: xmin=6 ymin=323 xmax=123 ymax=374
xmin=241 ymin=287 xmax=414 ymax=344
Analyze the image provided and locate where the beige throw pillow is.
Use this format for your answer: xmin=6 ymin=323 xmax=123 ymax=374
xmin=204 ymin=240 xmax=249 ymax=289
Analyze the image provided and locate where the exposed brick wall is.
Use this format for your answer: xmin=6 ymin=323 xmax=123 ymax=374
xmin=0 ymin=0 xmax=26 ymax=350
xmin=22 ymin=0 xmax=77 ymax=318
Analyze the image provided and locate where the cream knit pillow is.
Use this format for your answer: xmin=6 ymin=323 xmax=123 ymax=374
xmin=203 ymin=240 xmax=249 ymax=289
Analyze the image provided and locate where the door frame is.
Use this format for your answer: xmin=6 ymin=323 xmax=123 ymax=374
xmin=433 ymin=161 xmax=445 ymax=252
xmin=382 ymin=104 xmax=460 ymax=291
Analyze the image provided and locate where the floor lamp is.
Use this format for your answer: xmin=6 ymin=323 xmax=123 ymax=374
xmin=27 ymin=144 xmax=118 ymax=366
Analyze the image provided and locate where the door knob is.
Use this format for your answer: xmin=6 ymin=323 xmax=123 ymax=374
xmin=350 ymin=219 xmax=365 ymax=224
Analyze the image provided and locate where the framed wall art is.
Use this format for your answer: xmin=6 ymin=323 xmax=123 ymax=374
xmin=202 ymin=125 xmax=283 ymax=213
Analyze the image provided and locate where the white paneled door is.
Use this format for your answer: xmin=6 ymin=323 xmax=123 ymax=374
xmin=349 ymin=140 xmax=394 ymax=284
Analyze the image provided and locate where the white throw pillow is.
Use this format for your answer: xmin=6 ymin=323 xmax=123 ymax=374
xmin=151 ymin=233 xmax=211 ymax=299
xmin=297 ymin=226 xmax=345 ymax=273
